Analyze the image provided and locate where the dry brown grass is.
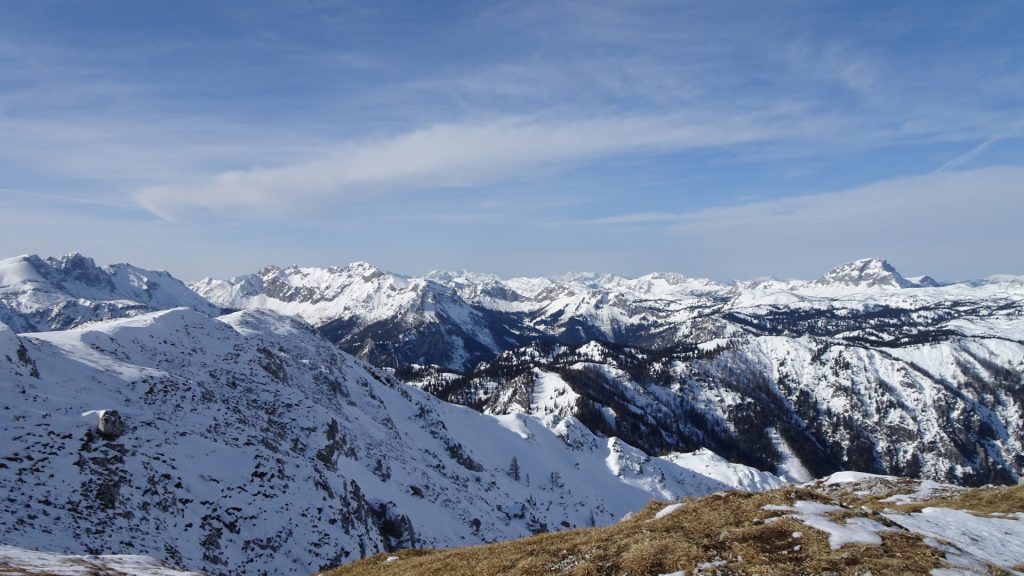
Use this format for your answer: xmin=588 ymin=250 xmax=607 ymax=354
xmin=322 ymin=487 xmax=948 ymax=576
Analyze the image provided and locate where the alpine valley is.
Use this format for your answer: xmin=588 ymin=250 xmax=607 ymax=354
xmin=1 ymin=253 xmax=1022 ymax=575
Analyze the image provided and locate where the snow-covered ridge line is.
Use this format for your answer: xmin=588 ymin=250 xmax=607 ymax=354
xmin=192 ymin=256 xmax=1024 ymax=371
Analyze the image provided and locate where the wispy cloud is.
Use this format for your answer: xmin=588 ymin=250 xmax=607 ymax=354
xmin=933 ymin=138 xmax=1000 ymax=173
xmin=133 ymin=111 xmax=795 ymax=219
xmin=3 ymin=2 xmax=1024 ymax=280
xmin=576 ymin=212 xmax=679 ymax=225
xmin=0 ymin=187 xmax=140 ymax=210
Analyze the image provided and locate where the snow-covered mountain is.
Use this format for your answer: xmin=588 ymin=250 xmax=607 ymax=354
xmin=196 ymin=258 xmax=1023 ymax=370
xmin=815 ymin=257 xmax=917 ymax=289
xmin=410 ymin=333 xmax=1024 ymax=486
xmin=0 ymin=308 xmax=780 ymax=576
xmin=2 ymin=252 xmax=1021 ymax=571
xmin=0 ymin=253 xmax=219 ymax=332
xmin=192 ymin=263 xmax=527 ymax=370
xmin=197 ymin=257 xmax=1024 ymax=486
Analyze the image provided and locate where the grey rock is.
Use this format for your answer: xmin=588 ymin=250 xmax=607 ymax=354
xmin=98 ymin=410 xmax=125 ymax=439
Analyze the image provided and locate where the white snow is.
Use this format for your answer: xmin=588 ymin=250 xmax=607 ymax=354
xmin=4 ymin=253 xmax=1024 ymax=573
xmin=767 ymin=428 xmax=812 ymax=483
xmin=0 ymin=253 xmax=219 ymax=333
xmin=529 ymin=369 xmax=580 ymax=417
xmin=0 ymin=545 xmax=204 ymax=576
xmin=797 ymin=514 xmax=892 ymax=550
xmin=654 ymin=503 xmax=684 ymax=520
xmin=764 ymin=501 xmax=893 ymax=550
xmin=663 ymin=448 xmax=787 ymax=492
xmin=879 ymin=480 xmax=948 ymax=504
xmin=188 ymin=255 xmax=1024 ymax=489
xmin=820 ymin=471 xmax=899 ymax=485
xmin=884 ymin=508 xmax=1024 ymax=571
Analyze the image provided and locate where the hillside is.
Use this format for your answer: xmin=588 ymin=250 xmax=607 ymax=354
xmin=326 ymin=474 xmax=1024 ymax=576
xmin=0 ymin=309 xmax=777 ymax=576
xmin=409 ymin=333 xmax=1024 ymax=486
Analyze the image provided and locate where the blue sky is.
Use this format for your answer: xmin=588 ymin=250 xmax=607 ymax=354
xmin=1 ymin=1 xmax=1022 ymax=281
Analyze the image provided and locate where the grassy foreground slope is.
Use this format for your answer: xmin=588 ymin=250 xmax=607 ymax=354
xmin=325 ymin=477 xmax=1024 ymax=576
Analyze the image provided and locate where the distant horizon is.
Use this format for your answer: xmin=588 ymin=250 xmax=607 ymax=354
xmin=2 ymin=2 xmax=1022 ymax=282
xmin=5 ymin=250 xmax=1018 ymax=287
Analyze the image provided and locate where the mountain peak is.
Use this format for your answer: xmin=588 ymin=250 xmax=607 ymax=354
xmin=20 ymin=252 xmax=114 ymax=292
xmin=816 ymin=258 xmax=912 ymax=289
xmin=339 ymin=260 xmax=383 ymax=275
xmin=1 ymin=252 xmax=219 ymax=332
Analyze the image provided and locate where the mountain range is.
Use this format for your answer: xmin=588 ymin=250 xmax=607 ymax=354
xmin=193 ymin=256 xmax=1024 ymax=485
xmin=0 ymin=254 xmax=781 ymax=575
xmin=1 ymin=252 xmax=1022 ymax=574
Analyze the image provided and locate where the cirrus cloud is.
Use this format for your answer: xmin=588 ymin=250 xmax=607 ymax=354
xmin=134 ymin=110 xmax=810 ymax=220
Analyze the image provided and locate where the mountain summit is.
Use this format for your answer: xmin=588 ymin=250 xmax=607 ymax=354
xmin=814 ymin=258 xmax=913 ymax=289
xmin=0 ymin=253 xmax=219 ymax=332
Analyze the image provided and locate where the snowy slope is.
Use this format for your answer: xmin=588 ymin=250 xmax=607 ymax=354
xmin=0 ymin=310 xmax=780 ymax=576
xmin=0 ymin=545 xmax=204 ymax=576
xmin=0 ymin=254 xmax=219 ymax=332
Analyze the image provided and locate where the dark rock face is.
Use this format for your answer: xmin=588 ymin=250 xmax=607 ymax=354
xmin=98 ymin=410 xmax=126 ymax=439
xmin=35 ymin=253 xmax=118 ymax=293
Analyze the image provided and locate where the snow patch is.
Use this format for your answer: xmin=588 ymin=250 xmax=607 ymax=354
xmin=820 ymin=471 xmax=899 ymax=485
xmin=767 ymin=428 xmax=812 ymax=483
xmin=0 ymin=545 xmax=203 ymax=576
xmin=878 ymin=480 xmax=949 ymax=504
xmin=765 ymin=501 xmax=894 ymax=550
xmin=654 ymin=503 xmax=684 ymax=520
xmin=884 ymin=507 xmax=1024 ymax=571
